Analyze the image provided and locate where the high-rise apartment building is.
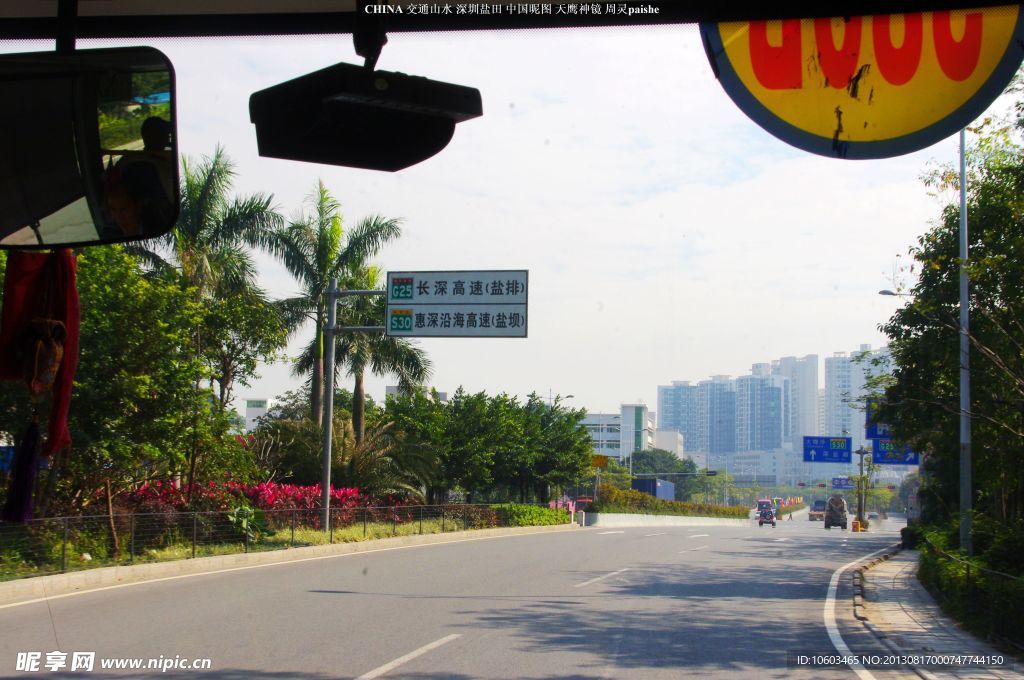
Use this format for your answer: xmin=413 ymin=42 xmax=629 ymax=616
xmin=657 ymin=381 xmax=701 ymax=451
xmin=771 ymin=354 xmax=819 ymax=443
xmin=698 ymin=376 xmax=736 ymax=469
xmin=824 ymin=344 xmax=891 ymax=474
xmin=735 ymin=363 xmax=788 ymax=452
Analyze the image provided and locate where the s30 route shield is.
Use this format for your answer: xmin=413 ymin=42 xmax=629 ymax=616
xmin=700 ymin=7 xmax=1024 ymax=159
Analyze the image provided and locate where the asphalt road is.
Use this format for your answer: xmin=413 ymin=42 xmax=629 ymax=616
xmin=0 ymin=515 xmax=904 ymax=679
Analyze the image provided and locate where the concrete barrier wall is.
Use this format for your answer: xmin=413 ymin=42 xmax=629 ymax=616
xmin=587 ymin=506 xmax=809 ymax=528
xmin=585 ymin=513 xmax=749 ymax=528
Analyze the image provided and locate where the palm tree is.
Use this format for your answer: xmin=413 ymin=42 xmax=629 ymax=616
xmin=333 ymin=420 xmax=435 ymax=500
xmin=135 ymin=145 xmax=282 ymax=298
xmin=262 ymin=180 xmax=405 ymax=427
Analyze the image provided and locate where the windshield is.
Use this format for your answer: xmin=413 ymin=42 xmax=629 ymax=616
xmin=0 ymin=7 xmax=1018 ymax=679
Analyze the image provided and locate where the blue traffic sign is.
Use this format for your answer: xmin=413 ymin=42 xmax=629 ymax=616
xmin=871 ymin=439 xmax=919 ymax=465
xmin=803 ymin=436 xmax=852 ymax=463
xmin=832 ymin=477 xmax=855 ymax=490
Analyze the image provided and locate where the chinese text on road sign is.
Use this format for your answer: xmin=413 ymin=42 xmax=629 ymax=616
xmin=386 ymin=271 xmax=528 ymax=338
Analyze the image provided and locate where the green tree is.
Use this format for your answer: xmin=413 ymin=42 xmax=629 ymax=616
xmin=203 ymin=291 xmax=288 ymax=410
xmin=385 ymin=389 xmax=447 ymax=502
xmin=442 ymin=388 xmax=495 ymax=498
xmin=132 ymin=145 xmax=283 ymax=496
xmin=881 ymin=119 xmax=1024 ymax=543
xmin=0 ymin=247 xmax=250 ymax=515
xmin=630 ymin=448 xmax=701 ymax=501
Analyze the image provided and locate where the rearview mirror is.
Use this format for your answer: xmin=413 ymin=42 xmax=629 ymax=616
xmin=0 ymin=47 xmax=178 ymax=249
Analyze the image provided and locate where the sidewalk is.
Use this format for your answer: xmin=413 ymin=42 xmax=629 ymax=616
xmin=859 ymin=549 xmax=1022 ymax=679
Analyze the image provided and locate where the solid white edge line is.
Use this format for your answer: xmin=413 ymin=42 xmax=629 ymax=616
xmin=356 ymin=634 xmax=461 ymax=680
xmin=824 ymin=545 xmax=891 ymax=680
xmin=574 ymin=568 xmax=630 ymax=588
xmin=644 ymin=532 xmax=667 ymax=537
xmin=0 ymin=528 xmax=577 ymax=611
xmin=688 ymin=534 xmax=709 ymax=538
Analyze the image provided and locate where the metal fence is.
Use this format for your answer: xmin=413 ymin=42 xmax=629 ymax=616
xmin=918 ymin=535 xmax=1024 ymax=650
xmin=0 ymin=504 xmax=562 ymax=582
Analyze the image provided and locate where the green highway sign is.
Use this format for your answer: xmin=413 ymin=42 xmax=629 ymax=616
xmin=385 ymin=270 xmax=528 ymax=338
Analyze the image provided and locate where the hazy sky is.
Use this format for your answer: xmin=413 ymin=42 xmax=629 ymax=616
xmin=7 ymin=22 xmax=1001 ymax=416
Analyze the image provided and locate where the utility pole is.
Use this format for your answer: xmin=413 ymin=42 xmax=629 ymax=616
xmin=855 ymin=447 xmax=868 ymax=526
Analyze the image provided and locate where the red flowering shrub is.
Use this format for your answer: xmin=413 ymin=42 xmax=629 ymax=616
xmin=122 ymin=481 xmax=365 ymax=513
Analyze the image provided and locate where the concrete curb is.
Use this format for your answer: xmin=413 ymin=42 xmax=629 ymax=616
xmin=850 ymin=542 xmax=940 ymax=680
xmin=0 ymin=523 xmax=578 ymax=607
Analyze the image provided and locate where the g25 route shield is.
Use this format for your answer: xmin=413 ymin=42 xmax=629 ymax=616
xmin=700 ymin=7 xmax=1024 ymax=159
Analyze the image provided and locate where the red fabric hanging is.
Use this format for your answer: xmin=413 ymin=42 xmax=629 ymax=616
xmin=0 ymin=250 xmax=80 ymax=456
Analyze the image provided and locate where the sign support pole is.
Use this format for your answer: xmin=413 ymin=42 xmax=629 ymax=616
xmin=320 ymin=280 xmax=386 ymax=531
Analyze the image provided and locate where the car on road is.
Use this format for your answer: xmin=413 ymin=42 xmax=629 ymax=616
xmin=867 ymin=511 xmax=879 ymax=520
xmin=757 ymin=507 xmax=777 ymax=527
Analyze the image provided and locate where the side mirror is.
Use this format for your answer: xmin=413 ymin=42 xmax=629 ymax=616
xmin=0 ymin=47 xmax=178 ymax=249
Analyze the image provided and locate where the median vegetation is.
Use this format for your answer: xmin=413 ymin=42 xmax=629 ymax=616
xmin=0 ymin=499 xmax=571 ymax=582
xmin=588 ymin=485 xmax=748 ymax=519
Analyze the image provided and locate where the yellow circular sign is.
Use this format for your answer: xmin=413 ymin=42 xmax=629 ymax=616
xmin=701 ymin=7 xmax=1024 ymax=158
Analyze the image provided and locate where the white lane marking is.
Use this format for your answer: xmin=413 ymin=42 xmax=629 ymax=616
xmin=574 ymin=568 xmax=630 ymax=588
xmin=774 ymin=538 xmax=788 ymax=542
xmin=644 ymin=532 xmax=667 ymax=537
xmin=688 ymin=534 xmax=709 ymax=538
xmin=598 ymin=531 xmax=625 ymax=535
xmin=824 ymin=545 xmax=892 ymax=680
xmin=356 ymin=634 xmax=461 ymax=679
xmin=0 ymin=528 xmax=579 ymax=611
xmin=679 ymin=545 xmax=708 ymax=552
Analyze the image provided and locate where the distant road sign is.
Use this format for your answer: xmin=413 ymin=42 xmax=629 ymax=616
xmin=871 ymin=439 xmax=920 ymax=466
xmin=832 ymin=477 xmax=855 ymax=490
xmin=591 ymin=455 xmax=609 ymax=469
xmin=385 ymin=270 xmax=528 ymax=338
xmin=803 ymin=436 xmax=852 ymax=463
xmin=865 ymin=397 xmax=892 ymax=440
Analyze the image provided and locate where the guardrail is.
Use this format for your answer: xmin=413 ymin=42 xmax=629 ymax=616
xmin=0 ymin=504 xmax=560 ymax=582
xmin=918 ymin=535 xmax=1024 ymax=650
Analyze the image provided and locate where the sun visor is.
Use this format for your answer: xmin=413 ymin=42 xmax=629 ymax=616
xmin=249 ymin=62 xmax=482 ymax=171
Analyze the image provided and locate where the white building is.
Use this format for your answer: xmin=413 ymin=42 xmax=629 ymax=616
xmin=823 ymin=344 xmax=892 ymax=477
xmin=582 ymin=412 xmax=621 ymax=459
xmin=654 ymin=429 xmax=684 ymax=459
xmin=244 ymin=398 xmax=273 ymax=431
xmin=621 ymin=403 xmax=655 ymax=457
xmin=772 ymin=354 xmax=820 ymax=481
xmin=385 ymin=385 xmax=448 ymax=402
